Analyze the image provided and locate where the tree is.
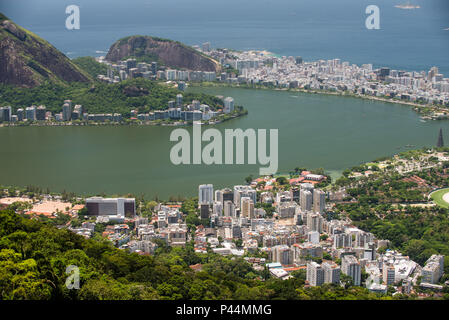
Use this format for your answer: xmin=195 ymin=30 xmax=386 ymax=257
xmin=323 ymin=251 xmax=332 ymax=260
xmin=146 ymin=201 xmax=158 ymax=211
xmin=0 ymin=249 xmax=52 ymax=299
xmin=185 ymin=213 xmax=201 ymax=226
xmin=78 ymin=207 xmax=89 ymax=217
xmin=276 ymin=176 xmax=288 ymax=185
xmin=233 ymin=239 xmax=243 ymax=249
xmin=340 ymin=274 xmax=354 ymax=289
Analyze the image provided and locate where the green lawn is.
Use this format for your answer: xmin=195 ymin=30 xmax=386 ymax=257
xmin=365 ymin=162 xmax=379 ymax=168
xmin=430 ymin=188 xmax=449 ymax=208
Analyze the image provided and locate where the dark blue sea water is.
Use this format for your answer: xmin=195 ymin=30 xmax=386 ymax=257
xmin=1 ymin=0 xmax=449 ymax=74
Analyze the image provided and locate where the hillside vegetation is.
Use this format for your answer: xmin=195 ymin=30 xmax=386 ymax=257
xmin=0 ymin=209 xmax=392 ymax=300
xmin=105 ymin=35 xmax=220 ymax=72
xmin=72 ymin=57 xmax=109 ymax=79
xmin=0 ymin=13 xmax=91 ymax=87
xmin=0 ymin=78 xmax=224 ymax=116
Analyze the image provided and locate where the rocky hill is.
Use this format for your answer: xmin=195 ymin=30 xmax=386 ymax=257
xmin=105 ymin=35 xmax=220 ymax=72
xmin=0 ymin=13 xmax=91 ymax=87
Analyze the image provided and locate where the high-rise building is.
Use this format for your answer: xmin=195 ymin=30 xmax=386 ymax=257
xmin=300 ymin=190 xmax=313 ymax=211
xmin=62 ymin=102 xmax=72 ymax=121
xmin=16 ymin=108 xmax=24 ymax=121
xmin=355 ymin=232 xmax=374 ymax=248
xmin=71 ymin=111 xmax=80 ymax=120
xmin=151 ymin=62 xmax=158 ymax=74
xmin=0 ymin=106 xmax=12 ymax=122
xmin=382 ymin=264 xmax=395 ymax=285
xmin=119 ymin=70 xmax=127 ymax=81
xmin=178 ymin=81 xmax=186 ymax=91
xmin=200 ymin=204 xmax=210 ymax=220
xmin=215 ymin=190 xmax=223 ymax=203
xmin=402 ymin=279 xmax=412 ymax=294
xmin=223 ymin=97 xmax=234 ymax=113
xmin=313 ymin=189 xmax=326 ymax=214
xmin=223 ymin=200 xmax=235 ymax=217
xmin=191 ymin=100 xmax=201 ymax=110
xmin=216 ymin=188 xmax=234 ymax=203
xmin=25 ymin=106 xmax=36 ymax=121
xmin=428 ymin=66 xmax=439 ymax=81
xmin=307 ymin=213 xmax=323 ymax=233
xmin=273 ymin=245 xmax=293 ymax=265
xmin=364 ymin=246 xmax=376 ymax=261
xmin=213 ymin=201 xmax=223 ymax=216
xmin=241 ymin=197 xmax=254 ymax=219
xmin=107 ymin=66 xmax=114 ymax=79
xmin=199 ymin=184 xmax=214 ymax=205
xmin=74 ymin=104 xmax=83 ymax=115
xmin=307 ymin=231 xmax=320 ymax=244
xmin=85 ymin=197 xmax=135 ymax=217
xmin=202 ymin=42 xmax=211 ymax=52
xmin=342 ymin=255 xmax=361 ymax=286
xmin=233 ymin=185 xmax=257 ymax=208
xmin=421 ymin=254 xmax=445 ymax=284
xmin=422 ymin=263 xmax=440 ymax=284
xmin=166 ymin=69 xmax=177 ymax=80
xmin=36 ymin=105 xmax=46 ymax=121
xmin=379 ymin=67 xmax=390 ymax=79
xmin=176 ymin=94 xmax=183 ymax=107
xmin=292 ymin=187 xmax=300 ymax=203
xmin=300 ymin=183 xmax=315 ymax=192
xmin=323 ymin=261 xmax=341 ymax=284
xmin=333 ymin=233 xmax=352 ymax=249
xmin=203 ymin=72 xmax=216 ymax=82
xmin=307 ymin=261 xmax=325 ymax=286
xmin=126 ymin=58 xmax=137 ymax=70
xmin=295 ymin=56 xmax=303 ymax=64
xmin=232 ymin=225 xmax=242 ymax=239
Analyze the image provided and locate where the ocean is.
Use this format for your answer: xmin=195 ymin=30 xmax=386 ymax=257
xmin=1 ymin=0 xmax=448 ymax=75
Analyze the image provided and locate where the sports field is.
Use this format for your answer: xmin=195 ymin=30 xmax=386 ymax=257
xmin=430 ymin=188 xmax=449 ymax=208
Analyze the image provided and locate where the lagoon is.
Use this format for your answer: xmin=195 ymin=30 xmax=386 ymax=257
xmin=0 ymin=87 xmax=445 ymax=199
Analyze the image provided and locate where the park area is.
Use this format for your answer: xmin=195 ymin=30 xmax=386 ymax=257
xmin=430 ymin=188 xmax=449 ymax=208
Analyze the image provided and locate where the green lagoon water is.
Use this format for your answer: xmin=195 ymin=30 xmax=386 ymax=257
xmin=0 ymin=87 xmax=446 ymax=199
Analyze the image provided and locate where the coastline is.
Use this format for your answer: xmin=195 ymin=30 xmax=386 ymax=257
xmin=2 ymin=78 xmax=444 ymax=128
xmin=188 ymin=82 xmax=448 ymax=120
xmin=0 ymin=109 xmax=248 ymax=128
xmin=0 ymin=147 xmax=442 ymax=201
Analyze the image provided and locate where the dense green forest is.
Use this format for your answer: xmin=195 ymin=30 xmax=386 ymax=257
xmin=0 ymin=78 xmax=225 ymax=116
xmin=335 ymin=166 xmax=449 ymax=274
xmin=72 ymin=57 xmax=109 ymax=79
xmin=0 ymin=208 xmax=398 ymax=300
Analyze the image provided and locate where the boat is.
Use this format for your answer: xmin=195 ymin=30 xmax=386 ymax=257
xmin=395 ymin=2 xmax=420 ymax=9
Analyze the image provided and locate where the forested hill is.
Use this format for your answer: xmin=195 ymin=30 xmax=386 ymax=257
xmin=105 ymin=35 xmax=220 ymax=72
xmin=0 ymin=78 xmax=223 ymax=116
xmin=0 ymin=13 xmax=91 ymax=88
xmin=0 ymin=208 xmax=389 ymax=300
